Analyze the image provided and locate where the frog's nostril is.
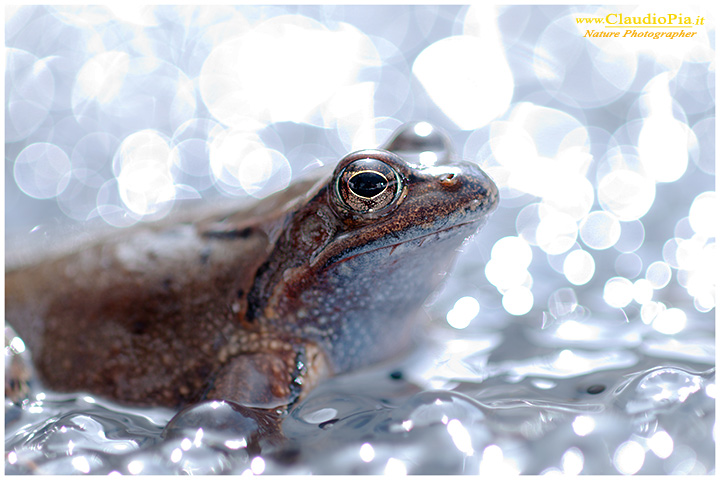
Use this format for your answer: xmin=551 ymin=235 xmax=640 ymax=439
xmin=439 ymin=173 xmax=457 ymax=186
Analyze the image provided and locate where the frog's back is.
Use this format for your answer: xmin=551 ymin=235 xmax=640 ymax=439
xmin=5 ymin=180 xmax=320 ymax=406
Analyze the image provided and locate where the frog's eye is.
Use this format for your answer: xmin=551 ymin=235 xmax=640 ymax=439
xmin=335 ymin=157 xmax=402 ymax=214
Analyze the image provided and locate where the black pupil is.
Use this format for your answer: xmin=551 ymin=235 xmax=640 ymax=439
xmin=348 ymin=171 xmax=388 ymax=198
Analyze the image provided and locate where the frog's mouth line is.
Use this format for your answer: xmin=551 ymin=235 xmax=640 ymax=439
xmin=329 ymin=220 xmax=480 ymax=267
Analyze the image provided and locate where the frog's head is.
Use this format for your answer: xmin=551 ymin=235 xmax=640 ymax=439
xmin=250 ymin=131 xmax=498 ymax=373
xmin=319 ymin=148 xmax=497 ymax=266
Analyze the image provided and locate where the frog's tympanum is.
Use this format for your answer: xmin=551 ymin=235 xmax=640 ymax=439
xmin=6 ymin=123 xmax=498 ymax=411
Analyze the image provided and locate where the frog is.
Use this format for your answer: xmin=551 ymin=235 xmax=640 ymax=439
xmin=5 ymin=122 xmax=498 ymax=412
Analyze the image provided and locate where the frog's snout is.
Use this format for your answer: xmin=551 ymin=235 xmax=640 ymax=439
xmin=476 ymin=166 xmax=500 ymax=213
xmin=438 ymin=172 xmax=457 ymax=187
xmin=431 ymin=166 xmax=463 ymax=190
xmin=429 ymin=162 xmax=498 ymax=206
xmin=441 ymin=161 xmax=499 ymax=215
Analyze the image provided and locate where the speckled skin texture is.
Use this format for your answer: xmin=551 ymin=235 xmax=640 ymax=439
xmin=6 ymin=133 xmax=498 ymax=410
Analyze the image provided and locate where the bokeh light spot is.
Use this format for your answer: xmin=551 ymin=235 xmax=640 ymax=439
xmin=490 ymin=236 xmax=533 ymax=269
xmin=563 ymin=249 xmax=595 ymax=286
xmin=71 ymin=456 xmax=91 ymax=473
xmin=641 ymin=301 xmax=666 ymax=325
xmin=446 ymin=296 xmax=481 ymax=330
xmin=114 ymin=130 xmax=176 ymax=217
xmin=638 ymin=116 xmax=690 ymax=183
xmin=127 ymin=460 xmax=144 ymax=475
xmin=614 ymin=220 xmax=645 ymax=253
xmin=413 ymin=33 xmax=513 ymax=130
xmin=535 ymin=13 xmax=637 ymax=108
xmin=648 ymin=431 xmax=674 ymax=459
xmin=542 ymin=175 xmax=594 ymax=221
xmin=615 ymin=252 xmax=643 ymax=279
xmin=74 ymin=51 xmax=130 ymax=105
xmin=516 ymin=203 xmax=541 ymax=245
xmin=652 ymin=308 xmax=688 ymax=335
xmin=688 ymin=192 xmax=717 ymax=238
xmin=598 ymin=170 xmax=656 ymax=221
xmin=250 ymin=456 xmax=265 ymax=475
xmin=384 ymin=458 xmax=407 ymax=476
xmin=662 ymin=238 xmax=681 ymax=268
xmin=580 ymin=211 xmax=621 ymax=250
xmin=359 ymin=443 xmax=375 ymax=463
xmin=536 ymin=210 xmax=577 ymax=254
xmin=237 ymin=149 xmax=292 ymax=199
xmin=561 ymin=447 xmax=584 ymax=475
xmin=632 ymin=279 xmax=654 ymax=305
xmin=73 ymin=53 xmax=196 ymax=135
xmin=691 ymin=117 xmax=715 ymax=175
xmin=5 ymin=48 xmax=55 ymax=142
xmin=638 ymin=74 xmax=691 ymax=183
xmin=484 ymin=259 xmax=528 ymax=292
xmin=571 ymin=415 xmax=596 ymax=437
xmin=208 ymin=128 xmax=292 ymax=199
xmin=200 ymin=15 xmax=380 ymax=129
xmin=603 ymin=277 xmax=633 ymax=308
xmin=447 ymin=419 xmax=474 ymax=455
xmin=646 ymin=261 xmax=672 ymax=289
xmin=613 ymin=440 xmax=645 ymax=475
xmin=502 ymin=287 xmax=533 ymax=316
xmin=14 ymin=142 xmax=71 ymax=199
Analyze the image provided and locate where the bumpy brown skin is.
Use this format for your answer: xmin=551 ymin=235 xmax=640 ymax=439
xmin=6 ymin=180 xmax=323 ymax=409
xmin=6 ymin=146 xmax=498 ymax=410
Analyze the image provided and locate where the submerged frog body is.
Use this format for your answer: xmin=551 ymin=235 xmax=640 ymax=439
xmin=5 ymin=123 xmax=498 ymax=410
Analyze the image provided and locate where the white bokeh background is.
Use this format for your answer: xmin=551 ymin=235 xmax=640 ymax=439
xmin=4 ymin=5 xmax=716 ymax=475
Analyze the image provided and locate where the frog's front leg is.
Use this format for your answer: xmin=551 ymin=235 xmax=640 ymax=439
xmin=204 ymin=341 xmax=332 ymax=410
